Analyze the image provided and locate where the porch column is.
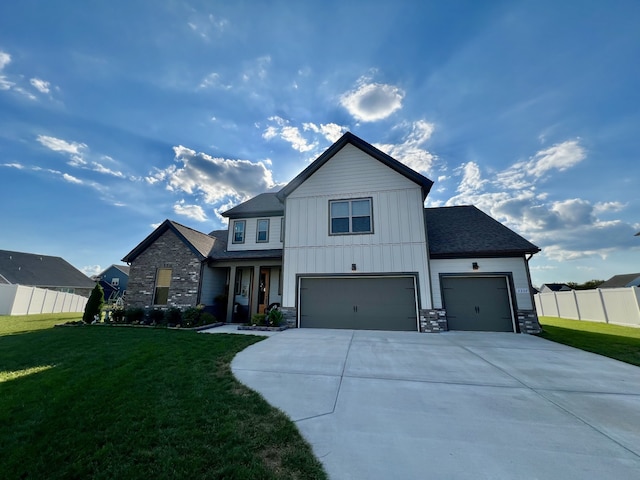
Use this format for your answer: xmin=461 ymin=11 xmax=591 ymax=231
xmin=250 ymin=265 xmax=260 ymax=318
xmin=226 ymin=267 xmax=236 ymax=323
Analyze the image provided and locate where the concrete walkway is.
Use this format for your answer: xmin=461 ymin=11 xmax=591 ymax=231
xmin=228 ymin=328 xmax=640 ymax=480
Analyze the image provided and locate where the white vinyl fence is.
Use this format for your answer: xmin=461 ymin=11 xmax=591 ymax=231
xmin=534 ymin=287 xmax=640 ymax=328
xmin=0 ymin=284 xmax=88 ymax=316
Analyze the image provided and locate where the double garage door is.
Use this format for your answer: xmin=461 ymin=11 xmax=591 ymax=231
xmin=441 ymin=276 xmax=516 ymax=332
xmin=299 ymin=276 xmax=418 ymax=331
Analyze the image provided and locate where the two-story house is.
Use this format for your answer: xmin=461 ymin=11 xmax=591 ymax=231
xmin=122 ymin=132 xmax=541 ymax=333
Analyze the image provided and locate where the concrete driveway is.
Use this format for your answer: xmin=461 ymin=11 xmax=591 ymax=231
xmin=229 ymin=329 xmax=640 ymax=479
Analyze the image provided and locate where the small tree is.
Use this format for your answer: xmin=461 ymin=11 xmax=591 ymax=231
xmin=83 ymin=284 xmax=105 ymax=324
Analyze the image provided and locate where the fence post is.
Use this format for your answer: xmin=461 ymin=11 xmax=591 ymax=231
xmin=597 ymin=288 xmax=609 ymax=324
xmin=572 ymin=290 xmax=581 ymax=320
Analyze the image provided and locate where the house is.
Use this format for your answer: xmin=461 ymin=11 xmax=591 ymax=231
xmin=95 ymin=264 xmax=130 ymax=302
xmin=539 ymin=283 xmax=573 ymax=293
xmin=122 ymin=132 xmax=541 ymax=333
xmin=0 ymin=249 xmax=95 ymax=297
xmin=599 ymin=273 xmax=640 ymax=289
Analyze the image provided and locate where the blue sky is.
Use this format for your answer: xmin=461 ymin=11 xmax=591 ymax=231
xmin=1 ymin=0 xmax=638 ymax=287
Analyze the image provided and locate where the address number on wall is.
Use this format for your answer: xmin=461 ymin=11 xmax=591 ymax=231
xmin=516 ymin=288 xmax=529 ymax=294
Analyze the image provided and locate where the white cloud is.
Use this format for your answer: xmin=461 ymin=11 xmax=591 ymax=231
xmin=0 ymin=50 xmax=10 ymax=70
xmin=262 ymin=116 xmax=318 ymax=152
xmin=1 ymin=162 xmax=24 ymax=169
xmin=302 ymin=122 xmax=347 ymax=142
xmin=150 ymin=145 xmax=277 ymax=205
xmin=374 ymin=120 xmax=437 ymax=174
xmin=444 ymin=138 xmax=637 ymax=262
xmin=81 ymin=265 xmax=102 ymax=277
xmin=198 ymin=72 xmax=231 ymax=90
xmin=62 ymin=173 xmax=83 ymax=184
xmin=30 ymin=78 xmax=50 ymax=94
xmin=174 ymin=200 xmax=208 ymax=222
xmin=91 ymin=162 xmax=125 ymax=178
xmin=37 ymin=135 xmax=87 ymax=155
xmin=340 ymin=78 xmax=404 ymax=122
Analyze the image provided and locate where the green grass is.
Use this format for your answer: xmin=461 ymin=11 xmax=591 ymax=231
xmin=0 ymin=315 xmax=327 ymax=479
xmin=0 ymin=312 xmax=83 ymax=335
xmin=539 ymin=316 xmax=640 ymax=367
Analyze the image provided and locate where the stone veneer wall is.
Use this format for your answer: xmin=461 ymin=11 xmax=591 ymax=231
xmin=420 ymin=309 xmax=448 ymax=332
xmin=125 ymin=229 xmax=202 ymax=309
xmin=517 ymin=310 xmax=542 ymax=334
xmin=280 ymin=307 xmax=297 ymax=328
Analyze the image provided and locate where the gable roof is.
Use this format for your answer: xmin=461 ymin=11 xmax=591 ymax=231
xmin=121 ymin=220 xmax=218 ymax=263
xmin=600 ymin=273 xmax=640 ymax=288
xmin=424 ymin=206 xmax=540 ymax=258
xmin=97 ymin=264 xmax=130 ymax=278
xmin=221 ymin=192 xmax=284 ymax=219
xmin=540 ymin=283 xmax=572 ymax=292
xmin=277 ymin=132 xmax=434 ymax=201
xmin=0 ymin=249 xmax=95 ymax=288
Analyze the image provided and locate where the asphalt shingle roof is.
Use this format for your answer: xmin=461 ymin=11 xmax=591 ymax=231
xmin=0 ymin=249 xmax=95 ymax=288
xmin=221 ymin=193 xmax=284 ymax=219
xmin=424 ymin=206 xmax=540 ymax=257
xmin=600 ymin=273 xmax=640 ymax=288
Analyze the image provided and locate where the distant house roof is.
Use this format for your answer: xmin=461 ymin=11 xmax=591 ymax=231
xmin=0 ymin=249 xmax=95 ymax=289
xmin=540 ymin=283 xmax=572 ymax=292
xmin=97 ymin=264 xmax=130 ymax=279
xmin=600 ymin=273 xmax=640 ymax=288
xmin=221 ymin=193 xmax=284 ymax=219
xmin=277 ymin=132 xmax=434 ymax=201
xmin=122 ymin=220 xmax=219 ymax=263
xmin=424 ymin=206 xmax=540 ymax=258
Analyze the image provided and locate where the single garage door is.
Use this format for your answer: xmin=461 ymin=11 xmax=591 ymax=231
xmin=441 ymin=276 xmax=515 ymax=332
xmin=299 ymin=276 xmax=418 ymax=331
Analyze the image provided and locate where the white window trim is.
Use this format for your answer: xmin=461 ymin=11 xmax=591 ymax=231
xmin=232 ymin=220 xmax=246 ymax=244
xmin=329 ymin=197 xmax=374 ymax=235
xmin=256 ymin=218 xmax=270 ymax=243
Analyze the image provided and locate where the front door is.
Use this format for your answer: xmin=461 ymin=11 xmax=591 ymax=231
xmin=258 ymin=268 xmax=270 ymax=314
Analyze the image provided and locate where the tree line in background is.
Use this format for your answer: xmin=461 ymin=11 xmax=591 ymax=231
xmin=565 ymin=279 xmax=605 ymax=290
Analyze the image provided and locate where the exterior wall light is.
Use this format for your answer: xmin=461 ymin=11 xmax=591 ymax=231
xmin=472 ymin=262 xmax=479 ymax=270
xmin=351 ymin=263 xmax=357 ymax=271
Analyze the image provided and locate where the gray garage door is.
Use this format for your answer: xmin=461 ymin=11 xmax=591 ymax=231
xmin=441 ymin=276 xmax=515 ymax=332
xmin=299 ymin=276 xmax=418 ymax=331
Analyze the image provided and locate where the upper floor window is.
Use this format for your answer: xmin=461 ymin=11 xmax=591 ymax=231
xmin=257 ymin=219 xmax=270 ymax=243
xmin=233 ymin=220 xmax=246 ymax=243
xmin=330 ymin=198 xmax=373 ymax=235
xmin=154 ymin=268 xmax=172 ymax=305
xmin=111 ymin=277 xmax=120 ymax=286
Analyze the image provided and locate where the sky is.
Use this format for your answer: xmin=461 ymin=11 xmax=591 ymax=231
xmin=0 ymin=0 xmax=639 ymax=287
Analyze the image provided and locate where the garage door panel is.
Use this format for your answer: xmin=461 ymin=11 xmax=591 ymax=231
xmin=300 ymin=276 xmax=418 ymax=331
xmin=442 ymin=276 xmax=514 ymax=332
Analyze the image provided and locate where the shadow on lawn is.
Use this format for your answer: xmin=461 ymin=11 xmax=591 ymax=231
xmin=539 ymin=324 xmax=640 ymax=367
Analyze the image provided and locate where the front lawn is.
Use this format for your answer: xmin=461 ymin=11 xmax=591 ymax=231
xmin=539 ymin=316 xmax=640 ymax=367
xmin=0 ymin=315 xmax=327 ymax=479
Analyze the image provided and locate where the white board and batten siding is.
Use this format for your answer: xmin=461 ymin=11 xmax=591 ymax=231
xmin=282 ymin=144 xmax=431 ymax=308
xmin=227 ymin=216 xmax=283 ymax=251
xmin=430 ymin=257 xmax=533 ymax=310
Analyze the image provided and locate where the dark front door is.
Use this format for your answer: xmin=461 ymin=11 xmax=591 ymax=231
xmin=258 ymin=268 xmax=270 ymax=314
xmin=441 ymin=276 xmax=515 ymax=332
xmin=299 ymin=276 xmax=418 ymax=331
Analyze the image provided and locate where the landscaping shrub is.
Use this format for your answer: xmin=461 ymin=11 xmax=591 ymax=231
xmin=83 ymin=284 xmax=104 ymax=324
xmin=125 ymin=307 xmax=145 ymax=324
xmin=251 ymin=313 xmax=266 ymax=326
xmin=200 ymin=312 xmax=216 ymax=326
xmin=267 ymin=308 xmax=284 ymax=327
xmin=182 ymin=306 xmax=201 ymax=328
xmin=148 ymin=309 xmax=165 ymax=325
xmin=110 ymin=307 xmax=125 ymax=323
xmin=164 ymin=307 xmax=182 ymax=326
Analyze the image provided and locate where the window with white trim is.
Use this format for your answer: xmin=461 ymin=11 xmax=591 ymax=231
xmin=256 ymin=219 xmax=269 ymax=243
xmin=330 ymin=198 xmax=373 ymax=234
xmin=154 ymin=268 xmax=171 ymax=305
xmin=233 ymin=220 xmax=246 ymax=243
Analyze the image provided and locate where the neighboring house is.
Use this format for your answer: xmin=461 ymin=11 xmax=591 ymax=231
xmin=123 ymin=132 xmax=541 ymax=333
xmin=539 ymin=283 xmax=573 ymax=293
xmin=599 ymin=273 xmax=640 ymax=289
xmin=95 ymin=264 xmax=130 ymax=302
xmin=0 ymin=249 xmax=95 ymax=297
